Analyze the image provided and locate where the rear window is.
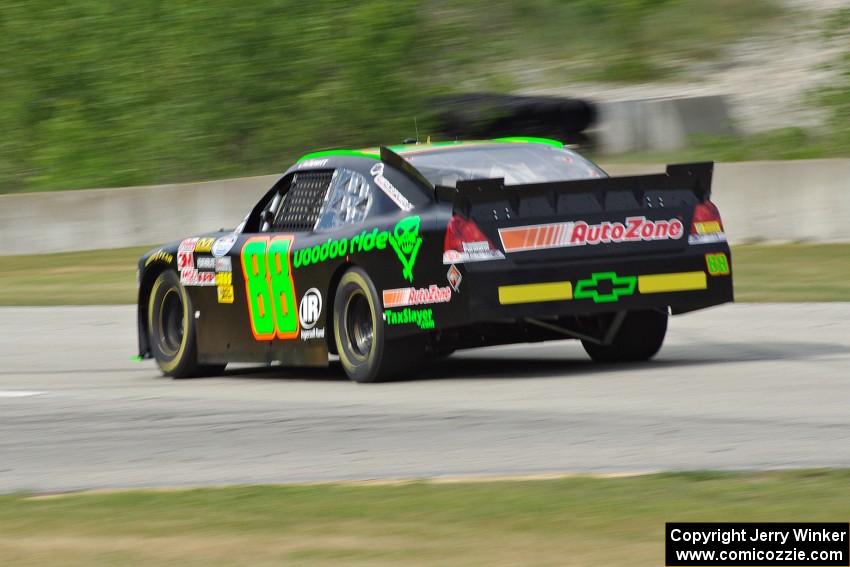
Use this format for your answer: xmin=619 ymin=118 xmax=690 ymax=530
xmin=406 ymin=144 xmax=605 ymax=187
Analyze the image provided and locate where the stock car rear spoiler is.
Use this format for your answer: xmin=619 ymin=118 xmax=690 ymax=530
xmin=380 ymin=145 xmax=436 ymax=191
xmin=433 ymin=162 xmax=714 ymax=218
xmin=380 ymin=145 xmax=713 ymax=219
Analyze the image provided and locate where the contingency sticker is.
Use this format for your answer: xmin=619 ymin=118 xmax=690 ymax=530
xmin=446 ymin=264 xmax=462 ymax=292
xmin=178 ymin=238 xmax=197 ymax=271
xmin=689 ymin=221 xmax=727 ymax=245
xmin=298 ymin=288 xmax=325 ymax=341
xmin=145 ymin=249 xmax=173 ymax=267
xmin=442 ymin=242 xmax=504 ymax=264
xmin=212 ymin=233 xmax=238 ymax=258
xmin=217 ymin=285 xmax=234 ymax=303
xmin=215 ymin=256 xmax=232 ymax=272
xmin=194 ymin=237 xmax=216 ymax=254
xmin=180 ymin=269 xmax=215 ymax=286
xmin=370 ymin=162 xmax=413 ymax=211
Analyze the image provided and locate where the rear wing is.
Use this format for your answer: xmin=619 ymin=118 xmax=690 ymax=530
xmin=434 ymin=162 xmax=713 ymax=218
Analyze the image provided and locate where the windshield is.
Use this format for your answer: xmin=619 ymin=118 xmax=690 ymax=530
xmin=405 ymin=144 xmax=605 ymax=187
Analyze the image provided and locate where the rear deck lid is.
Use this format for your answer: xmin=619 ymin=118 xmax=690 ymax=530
xmin=436 ymin=163 xmax=712 ymax=263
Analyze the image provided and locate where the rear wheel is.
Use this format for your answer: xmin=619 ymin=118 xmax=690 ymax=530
xmin=581 ymin=309 xmax=668 ymax=363
xmin=333 ymin=267 xmax=425 ymax=383
xmin=147 ymin=271 xmax=226 ymax=378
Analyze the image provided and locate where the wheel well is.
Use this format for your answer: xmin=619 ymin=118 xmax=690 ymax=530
xmin=324 ymin=262 xmax=354 ymax=356
xmin=137 ymin=264 xmax=173 ymax=357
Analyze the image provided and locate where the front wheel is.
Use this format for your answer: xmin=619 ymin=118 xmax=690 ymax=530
xmin=581 ymin=309 xmax=668 ymax=363
xmin=147 ymin=270 xmax=226 ymax=378
xmin=333 ymin=267 xmax=425 ymax=383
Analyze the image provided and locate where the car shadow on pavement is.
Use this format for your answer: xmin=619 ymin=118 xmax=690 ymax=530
xmin=415 ymin=339 xmax=847 ymax=381
xmin=212 ymin=339 xmax=846 ymax=383
xmin=220 ymin=363 xmax=349 ymax=381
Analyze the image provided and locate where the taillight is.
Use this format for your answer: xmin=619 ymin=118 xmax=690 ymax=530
xmin=689 ymin=200 xmax=726 ymax=244
xmin=443 ymin=215 xmax=505 ymax=263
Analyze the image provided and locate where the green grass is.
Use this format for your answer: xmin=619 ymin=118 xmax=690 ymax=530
xmin=0 ymin=246 xmax=150 ymax=306
xmin=0 ymin=471 xmax=848 ymax=566
xmin=0 ymin=0 xmax=782 ymax=194
xmin=421 ymin=0 xmax=783 ymax=85
xmin=732 ymin=244 xmax=850 ymax=302
xmin=0 ymin=243 xmax=848 ymax=306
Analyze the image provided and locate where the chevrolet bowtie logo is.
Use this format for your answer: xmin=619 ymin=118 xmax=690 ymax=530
xmin=574 ymin=272 xmax=637 ymax=303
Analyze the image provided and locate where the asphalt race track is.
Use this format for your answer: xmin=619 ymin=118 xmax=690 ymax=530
xmin=0 ymin=304 xmax=848 ymax=493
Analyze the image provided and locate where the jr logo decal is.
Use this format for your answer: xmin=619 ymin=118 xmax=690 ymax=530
xmin=241 ymin=236 xmax=299 ymax=340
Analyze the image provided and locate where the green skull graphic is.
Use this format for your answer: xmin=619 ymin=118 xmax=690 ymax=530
xmin=389 ymin=216 xmax=422 ymax=282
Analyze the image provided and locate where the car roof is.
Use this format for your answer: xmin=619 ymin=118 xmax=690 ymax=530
xmin=295 ymin=137 xmax=564 ymax=164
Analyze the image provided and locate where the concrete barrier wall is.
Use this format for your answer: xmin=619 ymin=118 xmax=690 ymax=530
xmin=605 ymin=160 xmax=850 ymax=244
xmin=1 ymin=160 xmax=849 ymax=255
xmin=0 ymin=175 xmax=279 ymax=255
xmin=595 ymin=96 xmax=736 ymax=154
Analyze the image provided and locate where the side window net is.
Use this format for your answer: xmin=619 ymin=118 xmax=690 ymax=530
xmin=314 ymin=168 xmax=373 ymax=231
xmin=272 ymin=170 xmax=334 ymax=232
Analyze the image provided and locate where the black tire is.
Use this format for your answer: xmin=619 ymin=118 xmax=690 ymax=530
xmin=147 ymin=270 xmax=226 ymax=378
xmin=333 ymin=267 xmax=425 ymax=383
xmin=581 ymin=309 xmax=668 ymax=363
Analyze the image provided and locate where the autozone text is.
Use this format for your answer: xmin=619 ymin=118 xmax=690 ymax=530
xmin=382 ymin=285 xmax=451 ymax=308
xmin=499 ymin=216 xmax=684 ymax=253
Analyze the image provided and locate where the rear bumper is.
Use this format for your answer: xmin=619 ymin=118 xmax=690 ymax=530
xmin=452 ymin=244 xmax=733 ymax=324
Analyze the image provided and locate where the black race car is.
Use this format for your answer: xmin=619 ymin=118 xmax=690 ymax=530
xmin=137 ymin=137 xmax=733 ymax=382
